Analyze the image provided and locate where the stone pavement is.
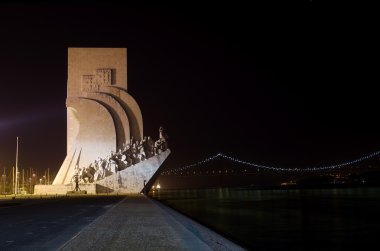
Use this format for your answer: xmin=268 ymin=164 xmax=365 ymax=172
xmin=59 ymin=195 xmax=246 ymax=251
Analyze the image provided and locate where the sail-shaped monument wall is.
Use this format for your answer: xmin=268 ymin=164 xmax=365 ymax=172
xmin=34 ymin=48 xmax=170 ymax=195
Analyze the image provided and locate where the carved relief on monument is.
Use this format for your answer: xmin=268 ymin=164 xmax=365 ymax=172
xmin=81 ymin=69 xmax=113 ymax=92
xmin=96 ymin=69 xmax=112 ymax=86
xmin=82 ymin=75 xmax=98 ymax=92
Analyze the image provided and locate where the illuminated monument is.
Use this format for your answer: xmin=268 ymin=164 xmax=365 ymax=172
xmin=34 ymin=48 xmax=170 ymax=194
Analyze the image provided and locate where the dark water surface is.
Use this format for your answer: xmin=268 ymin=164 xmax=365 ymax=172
xmin=150 ymin=187 xmax=380 ymax=250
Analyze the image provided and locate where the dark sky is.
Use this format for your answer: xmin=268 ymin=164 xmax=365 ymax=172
xmin=0 ymin=2 xmax=380 ymax=176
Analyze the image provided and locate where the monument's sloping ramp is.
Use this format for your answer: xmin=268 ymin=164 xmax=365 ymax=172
xmin=96 ymin=149 xmax=171 ymax=193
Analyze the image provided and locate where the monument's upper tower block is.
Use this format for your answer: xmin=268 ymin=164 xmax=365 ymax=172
xmin=68 ymin=48 xmax=128 ymax=97
xmin=53 ymin=48 xmax=144 ymax=185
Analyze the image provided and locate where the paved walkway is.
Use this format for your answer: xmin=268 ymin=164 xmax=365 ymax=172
xmin=59 ymin=195 xmax=246 ymax=251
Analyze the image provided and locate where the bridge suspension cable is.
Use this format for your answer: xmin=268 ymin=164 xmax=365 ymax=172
xmin=161 ymin=150 xmax=380 ymax=175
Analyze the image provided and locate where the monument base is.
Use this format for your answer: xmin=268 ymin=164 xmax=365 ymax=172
xmin=34 ymin=149 xmax=170 ymax=195
xmin=67 ymin=190 xmax=87 ymax=195
xmin=34 ymin=183 xmax=97 ymax=195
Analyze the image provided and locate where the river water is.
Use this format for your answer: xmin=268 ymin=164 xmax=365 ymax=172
xmin=150 ymin=186 xmax=380 ymax=250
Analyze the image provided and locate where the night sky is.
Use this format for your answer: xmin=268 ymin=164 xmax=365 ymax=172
xmin=0 ymin=2 xmax=379 ymax=177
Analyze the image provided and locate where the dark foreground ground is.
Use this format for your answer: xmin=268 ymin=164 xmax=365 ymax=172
xmin=0 ymin=195 xmax=243 ymax=251
xmin=0 ymin=195 xmax=124 ymax=250
xmin=152 ymin=186 xmax=380 ymax=250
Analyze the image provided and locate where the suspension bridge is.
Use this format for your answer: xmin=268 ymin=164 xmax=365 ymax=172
xmin=160 ymin=150 xmax=380 ymax=176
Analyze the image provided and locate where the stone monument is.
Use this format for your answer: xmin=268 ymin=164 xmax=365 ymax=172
xmin=34 ymin=48 xmax=170 ymax=195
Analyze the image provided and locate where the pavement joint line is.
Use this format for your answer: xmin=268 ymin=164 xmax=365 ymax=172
xmin=56 ymin=195 xmax=128 ymax=250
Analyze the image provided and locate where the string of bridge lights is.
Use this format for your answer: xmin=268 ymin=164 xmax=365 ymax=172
xmin=161 ymin=150 xmax=380 ymax=175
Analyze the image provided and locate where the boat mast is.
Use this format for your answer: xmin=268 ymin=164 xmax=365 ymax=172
xmin=15 ymin=136 xmax=19 ymax=195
